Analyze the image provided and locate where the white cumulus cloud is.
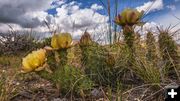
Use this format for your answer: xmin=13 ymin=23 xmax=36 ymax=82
xmin=91 ymin=4 xmax=103 ymax=10
xmin=0 ymin=0 xmax=53 ymax=28
xmin=53 ymin=2 xmax=109 ymax=41
xmin=135 ymin=22 xmax=160 ymax=39
xmin=0 ymin=0 xmax=109 ymax=42
xmin=136 ymin=0 xmax=163 ymax=13
xmin=167 ymin=5 xmax=176 ymax=11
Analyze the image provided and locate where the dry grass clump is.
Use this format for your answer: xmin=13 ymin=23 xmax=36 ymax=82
xmin=0 ymin=55 xmax=22 ymax=68
xmin=0 ymin=69 xmax=20 ymax=101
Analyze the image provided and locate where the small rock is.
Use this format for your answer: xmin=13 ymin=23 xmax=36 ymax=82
xmin=91 ymin=88 xmax=103 ymax=98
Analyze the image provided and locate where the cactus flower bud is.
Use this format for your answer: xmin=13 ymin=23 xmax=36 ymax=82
xmin=80 ymin=31 xmax=93 ymax=46
xmin=106 ymin=54 xmax=115 ymax=67
xmin=114 ymin=8 xmax=143 ymax=26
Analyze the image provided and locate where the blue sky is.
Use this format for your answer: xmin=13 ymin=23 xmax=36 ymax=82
xmin=0 ymin=0 xmax=180 ymax=42
xmin=48 ymin=0 xmax=180 ymax=22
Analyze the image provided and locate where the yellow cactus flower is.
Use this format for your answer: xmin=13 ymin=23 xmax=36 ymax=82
xmin=51 ymin=33 xmax=72 ymax=49
xmin=114 ymin=8 xmax=144 ymax=26
xmin=22 ymin=49 xmax=46 ymax=73
xmin=58 ymin=33 xmax=72 ymax=49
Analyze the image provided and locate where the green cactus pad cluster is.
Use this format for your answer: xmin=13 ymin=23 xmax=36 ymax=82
xmin=79 ymin=32 xmax=121 ymax=87
xmin=36 ymin=33 xmax=94 ymax=95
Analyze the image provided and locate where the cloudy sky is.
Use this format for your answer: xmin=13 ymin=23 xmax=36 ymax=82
xmin=0 ymin=0 xmax=180 ymax=41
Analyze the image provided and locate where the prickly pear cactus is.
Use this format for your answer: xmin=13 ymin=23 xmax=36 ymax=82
xmin=36 ymin=50 xmax=55 ymax=80
xmin=158 ymin=31 xmax=179 ymax=64
xmin=114 ymin=8 xmax=144 ymax=67
xmin=79 ymin=32 xmax=120 ymax=86
xmin=80 ymin=44 xmax=107 ymax=84
xmin=158 ymin=29 xmax=180 ymax=77
xmin=37 ymin=33 xmax=71 ymax=80
xmin=123 ymin=25 xmax=135 ymax=50
xmin=21 ymin=32 xmax=93 ymax=95
xmin=146 ymin=32 xmax=158 ymax=63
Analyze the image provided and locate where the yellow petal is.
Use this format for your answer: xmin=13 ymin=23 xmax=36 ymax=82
xmin=122 ymin=9 xmax=130 ymax=19
xmin=51 ymin=34 xmax=60 ymax=49
xmin=22 ymin=58 xmax=34 ymax=73
xmin=126 ymin=9 xmax=134 ymax=24
xmin=29 ymin=53 xmax=41 ymax=68
xmin=58 ymin=33 xmax=72 ymax=49
xmin=131 ymin=9 xmax=141 ymax=23
xmin=36 ymin=49 xmax=46 ymax=65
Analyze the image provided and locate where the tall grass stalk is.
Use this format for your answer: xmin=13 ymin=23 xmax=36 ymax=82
xmin=133 ymin=56 xmax=161 ymax=84
xmin=107 ymin=0 xmax=112 ymax=44
xmin=113 ymin=0 xmax=118 ymax=43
